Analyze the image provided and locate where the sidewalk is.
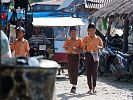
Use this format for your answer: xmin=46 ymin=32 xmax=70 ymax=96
xmin=55 ymin=70 xmax=133 ymax=100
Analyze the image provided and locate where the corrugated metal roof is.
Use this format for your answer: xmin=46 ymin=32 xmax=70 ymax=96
xmin=57 ymin=0 xmax=76 ymax=10
xmin=89 ymin=0 xmax=133 ymax=19
xmin=31 ymin=1 xmax=63 ymax=6
xmin=58 ymin=0 xmax=114 ymax=10
xmin=85 ymin=0 xmax=114 ymax=9
xmin=66 ymin=0 xmax=83 ymax=10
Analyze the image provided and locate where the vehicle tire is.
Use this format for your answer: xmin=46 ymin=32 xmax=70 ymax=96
xmin=99 ymin=55 xmax=106 ymax=75
xmin=129 ymin=61 xmax=133 ymax=76
xmin=98 ymin=66 xmax=104 ymax=76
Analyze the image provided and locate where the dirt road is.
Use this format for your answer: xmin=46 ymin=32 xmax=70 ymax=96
xmin=55 ymin=70 xmax=133 ymax=100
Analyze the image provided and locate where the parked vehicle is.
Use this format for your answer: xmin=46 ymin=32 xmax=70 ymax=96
xmin=110 ymin=51 xmax=133 ymax=79
xmin=32 ymin=17 xmax=85 ymax=68
xmin=98 ymin=34 xmax=124 ymax=76
xmin=98 ymin=46 xmax=117 ymax=75
xmin=29 ymin=27 xmax=50 ymax=59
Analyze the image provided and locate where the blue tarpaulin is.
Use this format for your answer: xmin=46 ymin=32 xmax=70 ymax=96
xmin=8 ymin=11 xmax=72 ymax=21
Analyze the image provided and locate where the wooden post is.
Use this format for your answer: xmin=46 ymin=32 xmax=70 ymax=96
xmin=106 ymin=16 xmax=113 ymax=42
xmin=123 ymin=19 xmax=129 ymax=53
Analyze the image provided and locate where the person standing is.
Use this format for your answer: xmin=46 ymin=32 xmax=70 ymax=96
xmin=1 ymin=30 xmax=12 ymax=58
xmin=10 ymin=26 xmax=30 ymax=57
xmin=83 ymin=23 xmax=103 ymax=94
xmin=63 ymin=26 xmax=83 ymax=93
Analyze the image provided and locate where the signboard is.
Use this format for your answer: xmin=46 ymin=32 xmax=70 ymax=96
xmin=39 ymin=45 xmax=46 ymax=50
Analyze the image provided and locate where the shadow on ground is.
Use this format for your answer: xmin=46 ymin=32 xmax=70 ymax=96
xmin=57 ymin=92 xmax=96 ymax=100
xmin=56 ymin=76 xmax=69 ymax=81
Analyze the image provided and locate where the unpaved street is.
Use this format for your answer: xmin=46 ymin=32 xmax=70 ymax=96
xmin=55 ymin=70 xmax=133 ymax=100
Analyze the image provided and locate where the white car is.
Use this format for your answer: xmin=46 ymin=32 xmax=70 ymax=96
xmin=1 ymin=30 xmax=12 ymax=58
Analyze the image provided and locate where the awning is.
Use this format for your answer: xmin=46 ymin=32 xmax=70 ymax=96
xmin=32 ymin=17 xmax=85 ymax=27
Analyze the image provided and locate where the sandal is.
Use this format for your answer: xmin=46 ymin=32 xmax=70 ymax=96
xmin=70 ymin=87 xmax=76 ymax=93
xmin=92 ymin=87 xmax=97 ymax=93
xmin=87 ymin=90 xmax=93 ymax=94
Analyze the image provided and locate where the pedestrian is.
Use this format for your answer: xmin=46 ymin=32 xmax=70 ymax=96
xmin=29 ymin=27 xmax=50 ymax=58
xmin=63 ymin=26 xmax=83 ymax=93
xmin=83 ymin=23 xmax=103 ymax=94
xmin=1 ymin=30 xmax=12 ymax=58
xmin=10 ymin=26 xmax=30 ymax=57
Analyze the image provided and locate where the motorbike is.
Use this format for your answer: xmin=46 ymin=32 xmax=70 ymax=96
xmin=78 ymin=51 xmax=85 ymax=76
xmin=29 ymin=43 xmax=49 ymax=59
xmin=98 ymin=34 xmax=124 ymax=76
xmin=98 ymin=46 xmax=116 ymax=76
xmin=110 ymin=52 xmax=133 ymax=80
